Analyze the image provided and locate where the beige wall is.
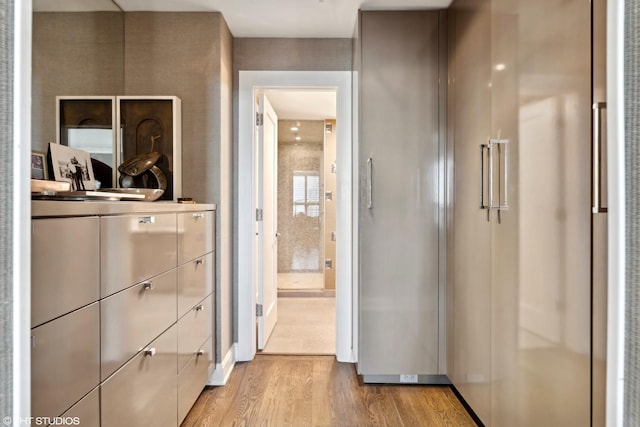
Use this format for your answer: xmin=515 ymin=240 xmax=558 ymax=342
xmin=233 ymin=38 xmax=352 ymax=72
xmin=124 ymin=12 xmax=234 ymax=362
xmin=32 ymin=12 xmax=124 ymax=151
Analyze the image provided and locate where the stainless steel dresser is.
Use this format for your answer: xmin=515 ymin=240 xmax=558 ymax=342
xmin=31 ymin=201 xmax=216 ymax=426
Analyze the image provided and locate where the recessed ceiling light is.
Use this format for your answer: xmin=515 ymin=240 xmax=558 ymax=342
xmin=295 ymin=136 xmax=301 ymax=141
xmin=291 ymin=126 xmax=299 ymax=131
xmin=495 ymin=63 xmax=506 ymax=71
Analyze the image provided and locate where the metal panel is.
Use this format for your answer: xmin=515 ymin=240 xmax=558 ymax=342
xmin=177 ymin=252 xmax=214 ymax=318
xmin=31 ymin=303 xmax=100 ymax=419
xmin=447 ymin=1 xmax=493 ymax=422
xmin=177 ymin=337 xmax=212 ymax=425
xmin=59 ymin=386 xmax=100 ymax=427
xmin=177 ymin=296 xmax=212 ymax=373
xmin=31 ymin=217 xmax=100 ymax=327
xmin=101 ymin=324 xmax=177 ymax=427
xmin=592 ymin=0 xmax=608 ymax=424
xmin=101 ymin=269 xmax=177 ymax=380
xmin=101 ymin=212 xmax=177 ymax=297
xmin=177 ymin=210 xmax=214 ymax=265
xmin=490 ymin=0 xmax=592 ymax=425
xmin=358 ymin=11 xmax=443 ymax=376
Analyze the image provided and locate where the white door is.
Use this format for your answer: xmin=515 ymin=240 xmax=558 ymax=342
xmin=257 ymin=93 xmax=278 ymax=349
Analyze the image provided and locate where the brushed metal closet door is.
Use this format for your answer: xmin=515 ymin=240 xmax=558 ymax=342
xmin=358 ymin=11 xmax=442 ymax=376
xmin=448 ymin=0 xmax=493 ymax=422
xmin=490 ymin=0 xmax=592 ymax=425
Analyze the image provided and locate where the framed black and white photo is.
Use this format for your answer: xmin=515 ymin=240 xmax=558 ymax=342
xmin=48 ymin=142 xmax=97 ymax=191
xmin=31 ymin=151 xmax=48 ymax=180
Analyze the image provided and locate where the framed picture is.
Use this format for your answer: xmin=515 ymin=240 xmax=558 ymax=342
xmin=47 ymin=142 xmax=97 ymax=191
xmin=31 ymin=151 xmax=48 ymax=180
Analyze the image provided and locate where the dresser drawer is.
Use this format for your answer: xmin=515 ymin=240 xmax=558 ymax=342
xmin=178 ymin=336 xmax=212 ymax=425
xmin=177 ymin=211 xmax=214 ymax=265
xmin=101 ymin=213 xmax=177 ymax=297
xmin=31 ymin=303 xmax=100 ymax=419
xmin=59 ymin=386 xmax=100 ymax=427
xmin=178 ymin=296 xmax=212 ymax=372
xmin=177 ymin=251 xmax=214 ymax=317
xmin=101 ymin=269 xmax=177 ymax=379
xmin=101 ymin=325 xmax=177 ymax=427
xmin=31 ymin=217 xmax=100 ymax=327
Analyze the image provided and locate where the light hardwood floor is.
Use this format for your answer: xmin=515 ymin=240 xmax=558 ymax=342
xmin=182 ymin=355 xmax=478 ymax=427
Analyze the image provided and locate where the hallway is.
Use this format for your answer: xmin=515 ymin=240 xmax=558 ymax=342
xmin=182 ymin=356 xmax=477 ymax=426
xmin=260 ymin=297 xmax=335 ymax=355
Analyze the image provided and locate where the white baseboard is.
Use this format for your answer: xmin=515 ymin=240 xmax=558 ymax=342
xmin=207 ymin=344 xmax=236 ymax=386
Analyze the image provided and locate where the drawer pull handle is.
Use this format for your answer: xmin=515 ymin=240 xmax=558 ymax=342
xmin=192 ymin=213 xmax=205 ymax=220
xmin=144 ymin=347 xmax=156 ymax=357
xmin=142 ymin=282 xmax=154 ymax=291
xmin=197 ymin=350 xmax=205 ymax=357
xmin=138 ymin=216 xmax=155 ymax=224
xmin=195 ymin=304 xmax=204 ymax=312
xmin=195 ymin=258 xmax=204 ymax=266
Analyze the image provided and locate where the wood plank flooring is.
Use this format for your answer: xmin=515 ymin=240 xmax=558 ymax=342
xmin=182 ymin=355 xmax=478 ymax=427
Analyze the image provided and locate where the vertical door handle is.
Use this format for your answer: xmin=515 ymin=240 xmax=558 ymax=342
xmin=480 ymin=144 xmax=489 ymax=210
xmin=488 ymin=142 xmax=495 ymax=211
xmin=367 ymin=157 xmax=373 ymax=209
xmin=488 ymin=139 xmax=510 ymax=212
xmin=593 ymin=102 xmax=607 ymax=213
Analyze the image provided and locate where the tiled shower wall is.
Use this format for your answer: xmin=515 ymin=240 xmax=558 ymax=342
xmin=277 ymin=120 xmax=324 ymax=272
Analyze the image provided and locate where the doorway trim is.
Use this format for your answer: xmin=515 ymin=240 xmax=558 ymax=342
xmin=237 ymin=71 xmax=355 ymax=363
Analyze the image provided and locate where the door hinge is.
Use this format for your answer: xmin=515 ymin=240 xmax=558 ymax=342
xmin=256 ymin=208 xmax=263 ymax=221
xmin=331 ymin=231 xmax=336 ymax=242
xmin=256 ymin=304 xmax=263 ymax=317
xmin=325 ymin=122 xmax=333 ymax=133
xmin=331 ymin=162 xmax=337 ymax=174
xmin=256 ymin=112 xmax=264 ymax=126
xmin=325 ymin=259 xmax=333 ymax=269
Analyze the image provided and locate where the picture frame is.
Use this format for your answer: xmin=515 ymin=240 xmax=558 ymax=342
xmin=31 ymin=151 xmax=48 ymax=180
xmin=47 ymin=142 xmax=97 ymax=191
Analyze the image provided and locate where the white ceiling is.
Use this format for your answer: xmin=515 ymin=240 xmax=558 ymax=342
xmin=34 ymin=0 xmax=452 ymax=38
xmin=262 ymin=89 xmax=336 ymax=120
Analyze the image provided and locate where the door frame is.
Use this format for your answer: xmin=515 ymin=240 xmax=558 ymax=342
xmin=237 ymin=71 xmax=356 ymax=362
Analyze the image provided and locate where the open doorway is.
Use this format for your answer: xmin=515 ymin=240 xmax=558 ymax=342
xmin=237 ymin=70 xmax=354 ymax=364
xmin=258 ymin=89 xmax=337 ymax=355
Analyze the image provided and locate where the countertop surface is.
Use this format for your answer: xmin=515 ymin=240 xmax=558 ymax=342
xmin=32 ymin=200 xmax=216 ymax=217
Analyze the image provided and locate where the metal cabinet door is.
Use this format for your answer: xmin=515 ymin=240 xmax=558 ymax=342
xmin=59 ymin=387 xmax=100 ymax=427
xmin=31 ymin=302 xmax=100 ymax=419
xmin=101 ymin=324 xmax=177 ymax=427
xmin=447 ymin=1 xmax=493 ymax=422
xmin=101 ymin=268 xmax=177 ymax=379
xmin=31 ymin=217 xmax=100 ymax=327
xmin=177 ymin=252 xmax=214 ymax=318
xmin=489 ymin=1 xmax=592 ymax=425
xmin=101 ymin=212 xmax=177 ymax=297
xmin=177 ymin=296 xmax=212 ymax=373
xmin=358 ymin=11 xmax=444 ymax=377
xmin=177 ymin=337 xmax=212 ymax=425
xmin=177 ymin=211 xmax=214 ymax=265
